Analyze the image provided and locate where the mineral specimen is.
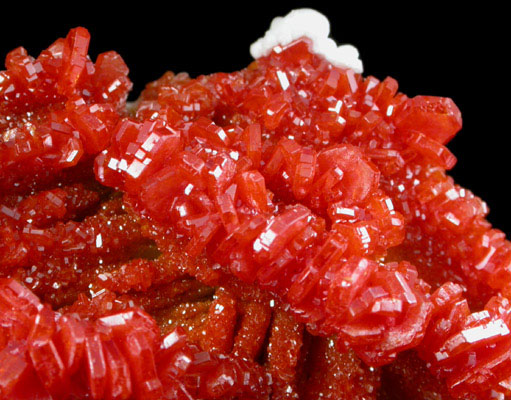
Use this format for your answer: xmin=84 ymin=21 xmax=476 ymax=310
xmin=2 ymin=10 xmax=511 ymax=400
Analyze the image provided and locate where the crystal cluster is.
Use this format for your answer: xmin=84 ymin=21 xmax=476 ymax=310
xmin=2 ymin=26 xmax=511 ymax=400
xmin=0 ymin=27 xmax=130 ymax=193
xmin=0 ymin=279 xmax=270 ymax=399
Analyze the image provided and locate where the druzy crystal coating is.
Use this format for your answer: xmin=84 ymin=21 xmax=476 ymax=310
xmin=1 ymin=26 xmax=511 ymax=400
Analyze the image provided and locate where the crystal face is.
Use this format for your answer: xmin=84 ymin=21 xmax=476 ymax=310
xmin=1 ymin=27 xmax=511 ymax=400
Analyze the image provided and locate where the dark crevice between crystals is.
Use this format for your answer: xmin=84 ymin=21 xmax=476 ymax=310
xmin=378 ymin=351 xmax=456 ymax=400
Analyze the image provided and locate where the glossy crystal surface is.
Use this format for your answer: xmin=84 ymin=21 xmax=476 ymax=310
xmin=1 ymin=28 xmax=511 ymax=400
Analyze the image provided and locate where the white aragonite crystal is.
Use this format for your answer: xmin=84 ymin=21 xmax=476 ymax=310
xmin=250 ymin=8 xmax=363 ymax=73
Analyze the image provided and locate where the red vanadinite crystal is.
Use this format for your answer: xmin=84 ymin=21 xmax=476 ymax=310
xmin=0 ymin=27 xmax=130 ymax=193
xmin=2 ymin=27 xmax=511 ymax=400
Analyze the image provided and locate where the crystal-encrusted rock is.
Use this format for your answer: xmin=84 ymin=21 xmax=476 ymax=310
xmin=2 ymin=26 xmax=511 ymax=400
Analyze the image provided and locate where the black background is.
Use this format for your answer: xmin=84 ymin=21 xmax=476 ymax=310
xmin=1 ymin=3 xmax=509 ymax=234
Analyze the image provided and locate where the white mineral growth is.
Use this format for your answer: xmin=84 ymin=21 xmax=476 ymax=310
xmin=250 ymin=8 xmax=363 ymax=73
